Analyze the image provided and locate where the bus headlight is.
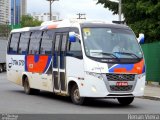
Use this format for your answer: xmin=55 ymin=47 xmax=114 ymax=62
xmin=85 ymin=72 xmax=103 ymax=80
xmin=136 ymin=73 xmax=145 ymax=80
xmin=141 ymin=87 xmax=144 ymax=91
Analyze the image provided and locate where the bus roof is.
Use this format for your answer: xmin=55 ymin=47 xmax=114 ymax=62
xmin=11 ymin=19 xmax=129 ymax=33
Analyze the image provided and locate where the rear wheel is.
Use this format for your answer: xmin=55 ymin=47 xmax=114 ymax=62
xmin=2 ymin=63 xmax=6 ymax=71
xmin=0 ymin=64 xmax=3 ymax=73
xmin=117 ymin=97 xmax=134 ymax=106
xmin=24 ymin=77 xmax=40 ymax=95
xmin=70 ymin=84 xmax=84 ymax=105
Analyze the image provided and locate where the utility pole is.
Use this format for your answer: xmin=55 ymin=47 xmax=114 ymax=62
xmin=77 ymin=13 xmax=86 ymax=20
xmin=46 ymin=0 xmax=59 ymax=21
xmin=118 ymin=0 xmax=122 ymax=22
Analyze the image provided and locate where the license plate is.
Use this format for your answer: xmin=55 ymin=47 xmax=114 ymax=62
xmin=116 ymin=82 xmax=128 ymax=86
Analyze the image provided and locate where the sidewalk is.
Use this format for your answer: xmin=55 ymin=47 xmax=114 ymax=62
xmin=142 ymin=85 xmax=160 ymax=101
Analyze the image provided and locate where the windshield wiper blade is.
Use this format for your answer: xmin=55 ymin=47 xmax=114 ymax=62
xmin=113 ymin=52 xmax=140 ymax=59
xmin=91 ymin=52 xmax=120 ymax=59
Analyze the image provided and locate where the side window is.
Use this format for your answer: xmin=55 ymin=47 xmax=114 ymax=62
xmin=61 ymin=34 xmax=68 ymax=51
xmin=18 ymin=32 xmax=30 ymax=54
xmin=54 ymin=34 xmax=61 ymax=51
xmin=29 ymin=31 xmax=42 ymax=54
xmin=9 ymin=33 xmax=20 ymax=54
xmin=60 ymin=33 xmax=68 ymax=69
xmin=53 ymin=34 xmax=61 ymax=68
xmin=40 ymin=30 xmax=53 ymax=55
xmin=67 ymin=37 xmax=82 ymax=58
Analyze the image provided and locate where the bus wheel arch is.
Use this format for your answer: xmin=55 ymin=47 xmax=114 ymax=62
xmin=68 ymin=81 xmax=85 ymax=105
xmin=22 ymin=74 xmax=40 ymax=95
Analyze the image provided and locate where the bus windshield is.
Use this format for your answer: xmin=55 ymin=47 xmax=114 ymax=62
xmin=82 ymin=27 xmax=143 ymax=59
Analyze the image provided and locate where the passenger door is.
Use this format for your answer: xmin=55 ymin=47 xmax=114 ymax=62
xmin=53 ymin=33 xmax=68 ymax=92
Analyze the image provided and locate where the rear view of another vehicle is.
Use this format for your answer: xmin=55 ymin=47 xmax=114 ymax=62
xmin=0 ymin=39 xmax=7 ymax=72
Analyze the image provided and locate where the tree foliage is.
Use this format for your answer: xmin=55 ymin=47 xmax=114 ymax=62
xmin=98 ymin=0 xmax=160 ymax=43
xmin=0 ymin=24 xmax=11 ymax=38
xmin=20 ymin=15 xmax=42 ymax=27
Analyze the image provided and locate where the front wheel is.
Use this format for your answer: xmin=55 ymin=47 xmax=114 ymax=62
xmin=71 ymin=85 xmax=85 ymax=105
xmin=117 ymin=97 xmax=134 ymax=106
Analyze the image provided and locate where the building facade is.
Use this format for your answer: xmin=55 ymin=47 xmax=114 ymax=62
xmin=0 ymin=0 xmax=10 ymax=24
xmin=32 ymin=12 xmax=59 ymax=22
xmin=11 ymin=0 xmax=27 ymax=25
xmin=21 ymin=0 xmax=27 ymax=15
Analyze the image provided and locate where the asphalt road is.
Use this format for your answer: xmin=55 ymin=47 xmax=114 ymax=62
xmin=0 ymin=72 xmax=160 ymax=114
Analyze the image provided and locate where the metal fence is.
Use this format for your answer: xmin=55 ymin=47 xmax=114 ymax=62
xmin=141 ymin=42 xmax=160 ymax=82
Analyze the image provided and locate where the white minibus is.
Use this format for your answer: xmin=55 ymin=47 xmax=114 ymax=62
xmin=7 ymin=19 xmax=145 ymax=105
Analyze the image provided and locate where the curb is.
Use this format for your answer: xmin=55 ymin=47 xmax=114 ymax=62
xmin=139 ymin=96 xmax=160 ymax=101
xmin=146 ymin=81 xmax=160 ymax=87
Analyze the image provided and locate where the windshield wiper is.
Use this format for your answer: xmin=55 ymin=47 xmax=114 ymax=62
xmin=113 ymin=52 xmax=141 ymax=59
xmin=91 ymin=52 xmax=120 ymax=60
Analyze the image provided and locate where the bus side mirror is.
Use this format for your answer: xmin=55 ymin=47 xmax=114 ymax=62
xmin=137 ymin=33 xmax=145 ymax=44
xmin=69 ymin=32 xmax=76 ymax=42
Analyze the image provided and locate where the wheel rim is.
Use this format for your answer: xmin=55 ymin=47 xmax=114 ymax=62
xmin=73 ymin=89 xmax=81 ymax=103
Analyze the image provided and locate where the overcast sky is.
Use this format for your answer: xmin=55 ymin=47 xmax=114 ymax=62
xmin=27 ymin=0 xmax=118 ymax=21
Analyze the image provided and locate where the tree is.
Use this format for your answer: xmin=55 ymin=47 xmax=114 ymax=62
xmin=20 ymin=15 xmax=42 ymax=27
xmin=97 ymin=0 xmax=160 ymax=43
xmin=0 ymin=24 xmax=11 ymax=39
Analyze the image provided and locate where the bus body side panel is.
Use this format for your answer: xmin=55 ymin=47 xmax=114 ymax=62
xmin=78 ymin=57 xmax=110 ymax=97
xmin=132 ymin=75 xmax=145 ymax=96
xmin=25 ymin=55 xmax=53 ymax=92
xmin=7 ymin=55 xmax=25 ymax=86
xmin=66 ymin=57 xmax=85 ymax=95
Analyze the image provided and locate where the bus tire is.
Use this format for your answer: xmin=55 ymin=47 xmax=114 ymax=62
xmin=71 ymin=84 xmax=84 ymax=105
xmin=24 ymin=77 xmax=40 ymax=95
xmin=117 ymin=97 xmax=134 ymax=106
xmin=0 ymin=64 xmax=3 ymax=73
xmin=3 ymin=63 xmax=6 ymax=71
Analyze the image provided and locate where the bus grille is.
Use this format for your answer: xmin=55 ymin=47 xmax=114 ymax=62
xmin=110 ymin=85 xmax=133 ymax=91
xmin=106 ymin=74 xmax=135 ymax=81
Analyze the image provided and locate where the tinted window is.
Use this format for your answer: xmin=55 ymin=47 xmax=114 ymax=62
xmin=70 ymin=40 xmax=81 ymax=51
xmin=53 ymin=34 xmax=61 ymax=68
xmin=18 ymin=32 xmax=30 ymax=54
xmin=29 ymin=31 xmax=42 ymax=54
xmin=67 ymin=38 xmax=82 ymax=58
xmin=60 ymin=34 xmax=68 ymax=69
xmin=61 ymin=34 xmax=68 ymax=51
xmin=9 ymin=33 xmax=20 ymax=54
xmin=40 ymin=31 xmax=53 ymax=55
xmin=55 ymin=34 xmax=61 ymax=51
